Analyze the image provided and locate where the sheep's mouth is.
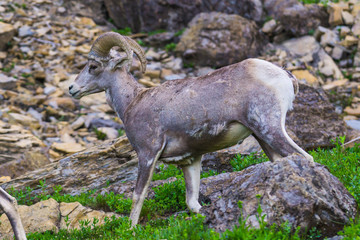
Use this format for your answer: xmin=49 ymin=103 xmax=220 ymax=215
xmin=70 ymin=90 xmax=81 ymax=99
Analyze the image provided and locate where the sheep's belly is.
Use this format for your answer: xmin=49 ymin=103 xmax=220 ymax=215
xmin=212 ymin=122 xmax=252 ymax=150
xmin=160 ymin=122 xmax=252 ymax=165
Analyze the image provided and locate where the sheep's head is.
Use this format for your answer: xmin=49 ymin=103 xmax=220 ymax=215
xmin=69 ymin=32 xmax=146 ymax=99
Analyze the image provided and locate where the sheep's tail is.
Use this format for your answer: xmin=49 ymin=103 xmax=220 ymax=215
xmin=284 ymin=69 xmax=299 ymax=95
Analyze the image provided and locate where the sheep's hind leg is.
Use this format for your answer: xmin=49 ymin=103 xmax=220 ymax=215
xmin=252 ymin=134 xmax=282 ymax=162
xmin=0 ymin=187 xmax=27 ymax=240
xmin=181 ymin=156 xmax=202 ymax=213
xmin=246 ymin=103 xmax=313 ymax=162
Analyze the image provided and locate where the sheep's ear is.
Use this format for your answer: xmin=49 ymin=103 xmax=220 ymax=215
xmin=109 ymin=50 xmax=133 ymax=71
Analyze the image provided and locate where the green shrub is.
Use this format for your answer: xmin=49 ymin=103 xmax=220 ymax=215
xmin=230 ymin=152 xmax=269 ymax=172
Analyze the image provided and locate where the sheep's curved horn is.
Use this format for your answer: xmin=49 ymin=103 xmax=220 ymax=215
xmin=89 ymin=32 xmax=132 ymax=62
xmin=124 ymin=36 xmax=147 ymax=73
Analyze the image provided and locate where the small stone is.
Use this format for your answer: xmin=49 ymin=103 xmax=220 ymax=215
xmin=160 ymin=68 xmax=173 ymax=79
xmin=97 ymin=127 xmax=119 ymax=139
xmin=340 ymin=26 xmax=351 ymax=37
xmin=344 ymin=105 xmax=360 ymax=116
xmin=331 ymin=46 xmax=345 ymax=60
xmin=0 ymin=22 xmax=15 ymax=50
xmin=18 ymin=25 xmax=35 ymax=37
xmin=46 ymin=97 xmax=75 ymax=111
xmin=57 ymin=7 xmax=66 ymax=14
xmin=44 ymin=86 xmax=57 ymax=95
xmin=346 ymin=120 xmax=360 ymax=130
xmin=146 ymin=49 xmax=161 ymax=61
xmin=262 ymin=19 xmax=277 ymax=34
xmin=52 ymin=142 xmax=85 ymax=154
xmin=164 ymin=73 xmax=186 ymax=81
xmin=291 ymin=70 xmax=318 ymax=85
xmin=328 ymin=3 xmax=344 ymax=26
xmin=0 ymin=51 xmax=7 ymax=59
xmin=71 ymin=117 xmax=85 ymax=130
xmin=164 ymin=57 xmax=183 ymax=71
xmin=342 ymin=11 xmax=354 ymax=25
xmin=138 ymin=78 xmax=159 ymax=87
xmin=340 ymin=35 xmax=358 ymax=47
xmin=322 ymin=79 xmax=348 ymax=90
xmin=8 ymin=113 xmax=38 ymax=126
xmin=144 ymin=69 xmax=161 ymax=79
xmin=0 ymin=176 xmax=11 ymax=183
xmin=78 ymin=17 xmax=96 ymax=27
xmin=0 ymin=73 xmax=17 ymax=90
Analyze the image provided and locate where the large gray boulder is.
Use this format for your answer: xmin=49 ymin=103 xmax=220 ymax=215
xmin=103 ymin=0 xmax=264 ymax=33
xmin=176 ymin=12 xmax=266 ymax=68
xmin=264 ymin=0 xmax=328 ymax=36
xmin=200 ymin=155 xmax=358 ymax=237
xmin=286 ymin=83 xmax=346 ymax=150
xmin=1 ymin=137 xmax=138 ymax=196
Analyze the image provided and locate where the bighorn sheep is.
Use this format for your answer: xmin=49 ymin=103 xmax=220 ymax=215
xmin=69 ymin=32 xmax=313 ymax=227
xmin=0 ymin=187 xmax=27 ymax=240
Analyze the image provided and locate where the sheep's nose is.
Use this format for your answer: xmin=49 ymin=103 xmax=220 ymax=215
xmin=69 ymin=85 xmax=73 ymax=91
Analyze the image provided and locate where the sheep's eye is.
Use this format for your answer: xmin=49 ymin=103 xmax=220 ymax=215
xmin=89 ymin=65 xmax=98 ymax=71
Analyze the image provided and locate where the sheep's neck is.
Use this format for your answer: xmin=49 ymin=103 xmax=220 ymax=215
xmin=106 ymin=71 xmax=143 ymax=120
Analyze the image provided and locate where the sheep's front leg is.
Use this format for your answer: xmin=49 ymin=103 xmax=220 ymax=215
xmin=181 ymin=156 xmax=202 ymax=213
xmin=0 ymin=187 xmax=27 ymax=240
xmin=130 ymin=146 xmax=164 ymax=227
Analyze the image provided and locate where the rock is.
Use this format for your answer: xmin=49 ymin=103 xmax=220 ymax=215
xmin=318 ymin=49 xmax=343 ymax=79
xmin=59 ymin=201 xmax=119 ymax=230
xmin=138 ymin=78 xmax=159 ymax=87
xmin=291 ymin=70 xmax=318 ymax=86
xmin=0 ymin=73 xmax=17 ymax=90
xmin=342 ymin=11 xmax=354 ymax=25
xmin=264 ymin=0 xmax=328 ymax=36
xmin=144 ymin=32 xmax=176 ymax=47
xmin=200 ymin=155 xmax=358 ymax=236
xmin=1 ymin=137 xmax=138 ymax=196
xmin=97 ymin=127 xmax=119 ymax=139
xmin=71 ymin=116 xmax=85 ymax=130
xmin=163 ymin=73 xmax=186 ymax=81
xmin=344 ymin=105 xmax=360 ymax=116
xmin=282 ymin=36 xmax=320 ymax=60
xmin=0 ymin=121 xmax=48 ymax=178
xmin=262 ymin=19 xmax=277 ymax=34
xmin=286 ymin=84 xmax=346 ymax=150
xmin=320 ymin=28 xmax=339 ymax=47
xmin=340 ymin=35 xmax=358 ymax=47
xmin=144 ymin=69 xmax=161 ymax=79
xmin=87 ymin=118 xmax=123 ymax=130
xmin=0 ymin=22 xmax=15 ymax=50
xmin=328 ymin=3 xmax=345 ymax=26
xmin=46 ymin=97 xmax=76 ymax=111
xmin=52 ymin=142 xmax=86 ymax=154
xmin=322 ymin=79 xmax=349 ymax=91
xmin=176 ymin=12 xmax=266 ymax=68
xmin=104 ymin=0 xmax=264 ymax=32
xmin=345 ymin=119 xmax=360 ymax=130
xmin=18 ymin=25 xmax=35 ymax=37
xmin=0 ymin=198 xmax=59 ymax=239
xmin=8 ymin=113 xmax=38 ymax=126
xmin=163 ymin=57 xmax=183 ymax=71
xmin=0 ymin=198 xmax=119 ymax=239
xmin=331 ymin=45 xmax=345 ymax=60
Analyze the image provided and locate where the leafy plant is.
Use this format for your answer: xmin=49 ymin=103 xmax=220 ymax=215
xmin=94 ymin=128 xmax=107 ymax=140
xmin=230 ymin=152 xmax=269 ymax=172
xmin=112 ymin=27 xmax=132 ymax=36
xmin=165 ymin=42 xmax=176 ymax=52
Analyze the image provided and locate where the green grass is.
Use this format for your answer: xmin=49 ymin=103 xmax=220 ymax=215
xmin=6 ymin=138 xmax=360 ymax=239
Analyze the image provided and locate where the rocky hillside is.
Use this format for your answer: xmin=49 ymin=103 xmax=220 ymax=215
xmin=0 ymin=0 xmax=360 ymax=239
